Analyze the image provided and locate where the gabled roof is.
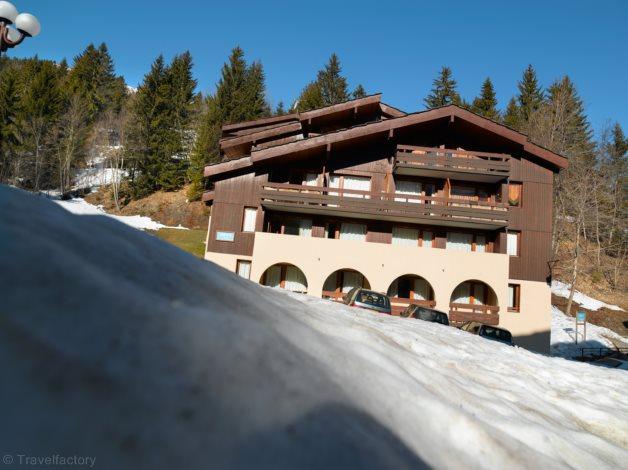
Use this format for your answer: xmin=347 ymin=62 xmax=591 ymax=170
xmin=205 ymin=103 xmax=568 ymax=179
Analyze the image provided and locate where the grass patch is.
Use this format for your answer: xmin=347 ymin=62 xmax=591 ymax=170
xmin=149 ymin=228 xmax=206 ymax=258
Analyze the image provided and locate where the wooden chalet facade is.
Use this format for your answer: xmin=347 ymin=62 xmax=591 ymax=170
xmin=202 ymin=94 xmax=568 ymax=353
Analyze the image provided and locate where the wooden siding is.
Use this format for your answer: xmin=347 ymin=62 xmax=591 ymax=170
xmin=206 ymin=172 xmax=268 ymax=256
xmin=507 ymin=156 xmax=554 ymax=282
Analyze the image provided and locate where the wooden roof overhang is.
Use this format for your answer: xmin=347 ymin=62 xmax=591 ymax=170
xmin=251 ymin=105 xmax=568 ymax=170
xmin=220 ymin=121 xmax=303 ymax=158
xmin=221 ymin=113 xmax=299 ymax=137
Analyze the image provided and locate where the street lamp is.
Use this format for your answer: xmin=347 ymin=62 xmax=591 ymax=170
xmin=0 ymin=1 xmax=40 ymax=56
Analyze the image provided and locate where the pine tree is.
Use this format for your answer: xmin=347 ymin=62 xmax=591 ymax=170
xmin=295 ymin=54 xmax=352 ymax=111
xmin=274 ymin=101 xmax=286 ymax=116
xmin=125 ymin=55 xmax=172 ymax=197
xmin=516 ymin=64 xmax=544 ymax=128
xmin=295 ymin=81 xmax=323 ymax=112
xmin=317 ymin=53 xmax=349 ymax=106
xmin=241 ymin=61 xmax=271 ymax=119
xmin=352 ymin=84 xmax=366 ymax=99
xmin=502 ymin=97 xmax=520 ymax=129
xmin=17 ymin=59 xmax=64 ymax=190
xmin=533 ymin=76 xmax=593 ymax=160
xmin=471 ymin=78 xmax=499 ymax=121
xmin=66 ymin=43 xmax=126 ymax=123
xmin=424 ymin=66 xmax=461 ymax=108
xmin=187 ymin=47 xmax=271 ymax=200
xmin=0 ymin=64 xmax=21 ymax=183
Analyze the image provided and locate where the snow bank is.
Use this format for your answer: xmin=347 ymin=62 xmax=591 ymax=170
xmin=551 ymin=280 xmax=623 ymax=311
xmin=54 ymin=197 xmax=186 ymax=231
xmin=1 ymin=185 xmax=627 ymax=470
xmin=551 ymin=306 xmax=627 ymax=358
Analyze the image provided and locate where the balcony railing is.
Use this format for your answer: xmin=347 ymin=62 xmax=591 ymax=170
xmin=260 ymin=183 xmax=509 ymax=230
xmin=448 ymin=303 xmax=500 ymax=325
xmin=395 ymin=145 xmax=510 ymax=183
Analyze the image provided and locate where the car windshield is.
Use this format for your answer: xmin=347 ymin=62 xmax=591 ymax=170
xmin=481 ymin=326 xmax=512 ymax=342
xmin=356 ymin=291 xmax=390 ymax=309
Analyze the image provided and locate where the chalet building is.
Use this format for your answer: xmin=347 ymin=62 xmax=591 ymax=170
xmin=201 ymin=94 xmax=567 ymax=353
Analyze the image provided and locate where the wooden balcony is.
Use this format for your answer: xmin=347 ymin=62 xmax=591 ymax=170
xmin=448 ymin=303 xmax=500 ymax=325
xmin=260 ymin=183 xmax=509 ymax=230
xmin=395 ymin=145 xmax=510 ymax=183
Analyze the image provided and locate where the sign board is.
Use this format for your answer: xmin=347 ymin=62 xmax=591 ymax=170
xmin=216 ymin=231 xmax=235 ymax=242
xmin=575 ymin=310 xmax=586 ymax=344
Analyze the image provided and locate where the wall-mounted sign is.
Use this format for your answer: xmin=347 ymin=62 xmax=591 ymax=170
xmin=216 ymin=231 xmax=235 ymax=242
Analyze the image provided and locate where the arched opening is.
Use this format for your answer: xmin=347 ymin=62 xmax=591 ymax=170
xmin=449 ymin=280 xmax=499 ymax=325
xmin=387 ymin=275 xmax=435 ymax=315
xmin=322 ymin=269 xmax=371 ymax=301
xmin=260 ymin=263 xmax=308 ymax=294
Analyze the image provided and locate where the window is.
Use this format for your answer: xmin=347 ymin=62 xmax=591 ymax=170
xmin=475 ymin=235 xmax=486 ymax=253
xmin=450 ymin=185 xmax=477 ymax=200
xmin=422 ymin=231 xmax=433 ymax=248
xmin=392 ymin=226 xmax=419 ymax=246
xmin=284 ymin=266 xmax=307 ymax=293
xmin=265 ymin=265 xmax=282 ymax=288
xmin=284 ymin=218 xmax=312 ymax=237
xmin=242 ymin=207 xmax=257 ymax=232
xmin=339 ymin=222 xmax=367 ymax=241
xmin=508 ymin=183 xmax=522 ymax=207
xmin=507 ymin=232 xmax=519 ymax=256
xmin=447 ymin=232 xmax=473 ymax=252
xmin=508 ymin=284 xmax=521 ymax=312
xmin=236 ymin=260 xmax=251 ymax=279
xmin=342 ymin=271 xmax=364 ymax=293
xmin=452 ymin=281 xmax=489 ymax=305
xmin=395 ymin=179 xmax=421 ymax=203
xmin=303 ymin=172 xmax=319 ymax=186
xmin=447 ymin=232 xmax=489 ymax=252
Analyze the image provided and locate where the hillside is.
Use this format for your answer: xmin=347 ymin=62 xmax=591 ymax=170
xmin=1 ymin=185 xmax=627 ymax=469
xmin=85 ymin=185 xmax=209 ymax=230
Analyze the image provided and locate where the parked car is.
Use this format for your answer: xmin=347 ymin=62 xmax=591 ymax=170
xmin=343 ymin=288 xmax=391 ymax=315
xmin=461 ymin=322 xmax=514 ymax=346
xmin=400 ymin=304 xmax=449 ymax=326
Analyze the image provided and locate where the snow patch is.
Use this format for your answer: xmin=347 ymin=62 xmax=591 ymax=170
xmin=552 ymin=280 xmax=623 ymax=311
xmin=53 ymin=197 xmax=186 ymax=231
xmin=73 ymin=166 xmax=126 ymax=190
xmin=1 ymin=185 xmax=627 ymax=469
xmin=551 ymin=306 xmax=626 ymax=358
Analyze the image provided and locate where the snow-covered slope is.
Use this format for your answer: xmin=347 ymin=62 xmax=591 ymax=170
xmin=551 ymin=280 xmax=623 ymax=311
xmin=54 ymin=197 xmax=185 ymax=231
xmin=551 ymin=306 xmax=627 ymax=358
xmin=1 ymin=185 xmax=627 ymax=470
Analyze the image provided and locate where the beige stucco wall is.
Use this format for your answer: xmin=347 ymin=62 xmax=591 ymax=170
xmin=500 ymin=279 xmax=551 ymax=354
xmin=250 ymin=232 xmax=510 ymax=314
xmin=205 ymin=233 xmax=551 ymax=353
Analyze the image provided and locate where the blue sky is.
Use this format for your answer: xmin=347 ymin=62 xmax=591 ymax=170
xmin=11 ymin=0 xmax=628 ymax=134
